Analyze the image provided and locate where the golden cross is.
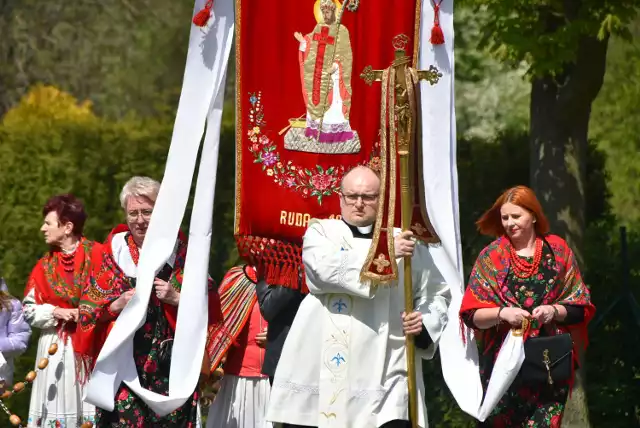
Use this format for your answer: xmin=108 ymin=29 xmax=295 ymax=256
xmin=360 ymin=44 xmax=441 ymax=155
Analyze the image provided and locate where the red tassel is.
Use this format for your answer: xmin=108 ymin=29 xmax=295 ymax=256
xmin=193 ymin=0 xmax=214 ymax=27
xmin=430 ymin=1 xmax=445 ymax=45
xmin=430 ymin=24 xmax=445 ymax=45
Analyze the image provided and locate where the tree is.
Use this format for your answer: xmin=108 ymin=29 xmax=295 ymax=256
xmin=454 ymin=8 xmax=530 ymax=140
xmin=0 ymin=0 xmax=193 ymax=119
xmin=456 ymin=0 xmax=639 ymax=426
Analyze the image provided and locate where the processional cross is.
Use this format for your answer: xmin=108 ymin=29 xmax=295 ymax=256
xmin=360 ymin=34 xmax=441 ymax=428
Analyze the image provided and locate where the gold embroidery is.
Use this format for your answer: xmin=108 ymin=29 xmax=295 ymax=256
xmin=234 ymin=0 xmax=243 ymax=235
xmin=284 ymin=0 xmax=360 ymax=154
xmin=372 ymin=253 xmax=391 ymax=273
xmin=411 ymin=222 xmax=427 ymax=236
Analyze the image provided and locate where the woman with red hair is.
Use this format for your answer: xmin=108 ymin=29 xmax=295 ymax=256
xmin=23 ymin=194 xmax=99 ymax=427
xmin=460 ymin=185 xmax=595 ymax=427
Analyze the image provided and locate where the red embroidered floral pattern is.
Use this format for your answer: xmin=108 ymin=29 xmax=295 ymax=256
xmin=41 ymin=238 xmax=92 ymax=307
xmin=126 ymin=233 xmax=140 ymax=265
xmin=246 ymin=92 xmax=346 ymax=205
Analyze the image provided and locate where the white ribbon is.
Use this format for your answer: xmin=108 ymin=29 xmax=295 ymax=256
xmin=418 ymin=0 xmax=485 ymax=420
xmin=478 ymin=331 xmax=526 ymax=420
xmin=84 ymin=0 xmax=234 ymax=416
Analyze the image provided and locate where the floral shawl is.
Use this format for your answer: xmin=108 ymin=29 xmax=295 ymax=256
xmin=24 ymin=238 xmax=100 ymax=351
xmin=459 ymin=234 xmax=595 ymax=357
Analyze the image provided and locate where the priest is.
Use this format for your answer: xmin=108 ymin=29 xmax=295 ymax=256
xmin=266 ymin=165 xmax=451 ymax=428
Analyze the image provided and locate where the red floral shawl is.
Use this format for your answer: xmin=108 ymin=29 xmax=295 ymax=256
xmin=76 ymin=224 xmax=223 ymax=377
xmin=459 ymin=234 xmax=596 ymax=357
xmin=24 ymin=238 xmax=103 ymax=367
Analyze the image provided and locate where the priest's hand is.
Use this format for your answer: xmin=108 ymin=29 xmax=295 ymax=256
xmin=294 ymin=32 xmax=304 ymax=43
xmin=395 ymin=230 xmax=415 ymax=257
xmin=109 ymin=289 xmax=135 ymax=314
xmin=255 ymin=327 xmax=267 ymax=348
xmin=402 ymin=311 xmax=423 ymax=336
xmin=154 ymin=279 xmax=180 ymax=307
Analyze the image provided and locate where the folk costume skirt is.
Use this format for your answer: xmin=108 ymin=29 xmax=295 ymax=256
xmin=206 ymin=375 xmax=272 ymax=428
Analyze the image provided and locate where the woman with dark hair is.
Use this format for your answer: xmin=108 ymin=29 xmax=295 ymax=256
xmin=460 ymin=186 xmax=595 ymax=427
xmin=23 ymin=194 xmax=100 ymax=427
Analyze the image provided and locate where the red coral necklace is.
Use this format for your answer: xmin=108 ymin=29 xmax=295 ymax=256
xmin=59 ymin=242 xmax=79 ymax=273
xmin=126 ymin=233 xmax=140 ymax=266
xmin=509 ymin=237 xmax=543 ymax=279
xmin=59 ymin=252 xmax=75 ymax=272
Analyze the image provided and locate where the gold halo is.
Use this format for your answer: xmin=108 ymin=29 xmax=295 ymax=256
xmin=314 ymin=0 xmax=342 ymax=24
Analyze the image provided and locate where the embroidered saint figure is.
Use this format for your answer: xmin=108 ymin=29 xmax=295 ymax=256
xmin=283 ymin=0 xmax=360 ymax=154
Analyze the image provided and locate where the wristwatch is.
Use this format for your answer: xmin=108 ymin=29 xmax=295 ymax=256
xmin=551 ymin=305 xmax=559 ymax=320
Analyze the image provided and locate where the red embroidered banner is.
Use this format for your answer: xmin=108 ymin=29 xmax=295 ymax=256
xmin=235 ymin=0 xmax=420 ymax=290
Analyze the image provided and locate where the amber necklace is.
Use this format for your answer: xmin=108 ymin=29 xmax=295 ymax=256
xmin=509 ymin=237 xmax=543 ymax=279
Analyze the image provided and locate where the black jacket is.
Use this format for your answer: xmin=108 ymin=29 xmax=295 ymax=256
xmin=256 ymin=281 xmax=305 ymax=377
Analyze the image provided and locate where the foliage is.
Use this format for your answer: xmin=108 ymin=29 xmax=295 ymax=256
xmin=458 ymin=0 xmax=638 ymax=77
xmin=0 ymin=0 xmax=194 ymax=118
xmin=583 ymin=221 xmax=640 ymax=426
xmin=590 ymin=19 xmax=640 ymax=229
xmin=454 ymin=7 xmax=530 ymax=140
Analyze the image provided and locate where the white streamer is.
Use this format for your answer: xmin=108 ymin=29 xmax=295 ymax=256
xmin=84 ymin=0 xmax=235 ymax=416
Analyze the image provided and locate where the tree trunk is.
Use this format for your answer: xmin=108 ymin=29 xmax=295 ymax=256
xmin=529 ymin=31 xmax=609 ymax=428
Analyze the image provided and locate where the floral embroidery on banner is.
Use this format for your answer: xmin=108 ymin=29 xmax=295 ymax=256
xmin=247 ymin=92 xmax=345 ymax=205
xmin=247 ymin=92 xmax=382 ymax=205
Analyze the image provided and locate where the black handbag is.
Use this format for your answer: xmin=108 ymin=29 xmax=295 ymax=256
xmin=520 ymin=333 xmax=573 ymax=385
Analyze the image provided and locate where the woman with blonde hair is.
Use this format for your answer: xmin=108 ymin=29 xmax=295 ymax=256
xmin=460 ymin=185 xmax=595 ymax=427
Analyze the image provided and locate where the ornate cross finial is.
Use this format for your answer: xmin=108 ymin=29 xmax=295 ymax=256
xmin=418 ymin=65 xmax=443 ymax=85
xmin=392 ymin=34 xmax=410 ymax=52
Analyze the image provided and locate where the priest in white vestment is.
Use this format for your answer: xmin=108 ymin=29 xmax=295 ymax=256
xmin=266 ymin=166 xmax=451 ymax=428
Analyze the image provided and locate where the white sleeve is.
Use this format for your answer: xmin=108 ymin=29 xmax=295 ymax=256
xmin=299 ymin=39 xmax=307 ymax=52
xmin=412 ymin=243 xmax=451 ymax=360
xmin=303 ymin=222 xmax=374 ymax=299
xmin=22 ymin=288 xmax=57 ymax=330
